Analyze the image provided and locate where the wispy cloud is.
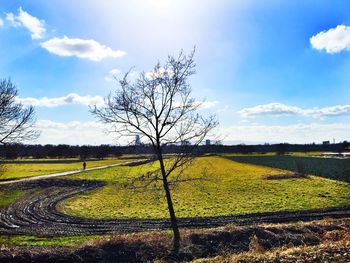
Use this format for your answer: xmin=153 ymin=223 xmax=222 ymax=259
xmin=40 ymin=36 xmax=126 ymax=61
xmin=6 ymin=7 xmax=46 ymax=39
xmin=18 ymin=93 xmax=104 ymax=107
xmin=310 ymin=24 xmax=350 ymax=53
xmin=239 ymin=103 xmax=350 ymax=118
xmin=239 ymin=103 xmax=301 ymax=117
xmin=34 ymin=120 xmax=350 ymax=145
xmin=35 ymin=120 xmax=115 ymax=145
xmin=219 ymin=122 xmax=350 ymax=144
xmin=105 ymin=69 xmax=122 ymax=81
xmin=0 ymin=18 xmax=4 ymax=27
xmin=305 ymin=105 xmax=350 ymax=117
xmin=199 ymin=100 xmax=219 ymax=110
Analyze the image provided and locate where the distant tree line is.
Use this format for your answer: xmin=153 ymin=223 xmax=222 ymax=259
xmin=0 ymin=142 xmax=348 ymax=159
xmin=0 ymin=144 xmax=121 ymax=160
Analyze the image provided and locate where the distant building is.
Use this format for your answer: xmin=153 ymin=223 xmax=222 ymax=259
xmin=181 ymin=140 xmax=191 ymax=146
xmin=322 ymin=141 xmax=330 ymax=145
xmin=205 ymin=139 xmax=211 ymax=146
xmin=135 ymin=135 xmax=141 ymax=146
xmin=215 ymin=140 xmax=223 ymax=146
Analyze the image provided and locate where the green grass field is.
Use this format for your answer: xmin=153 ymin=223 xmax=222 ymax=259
xmin=59 ymin=156 xmax=350 ymax=219
xmin=0 ymin=190 xmax=24 ymax=207
xmin=226 ymin=155 xmax=350 ymax=182
xmin=225 ymin=152 xmax=325 ymax=157
xmin=0 ymin=158 xmax=128 ymax=180
xmin=0 ymin=235 xmax=101 ymax=247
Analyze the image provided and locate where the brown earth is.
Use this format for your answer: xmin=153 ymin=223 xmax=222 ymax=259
xmin=0 ymin=218 xmax=349 ymax=262
xmin=263 ymin=173 xmax=309 ymax=180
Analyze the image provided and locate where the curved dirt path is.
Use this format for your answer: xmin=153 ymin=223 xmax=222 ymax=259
xmin=0 ymin=179 xmax=349 ymax=236
xmin=0 ymin=160 xmax=146 ymax=185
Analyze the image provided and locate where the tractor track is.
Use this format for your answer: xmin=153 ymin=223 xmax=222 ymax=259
xmin=0 ymin=179 xmax=349 ymax=236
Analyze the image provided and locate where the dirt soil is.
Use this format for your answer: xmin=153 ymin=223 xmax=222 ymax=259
xmin=0 ymin=218 xmax=349 ymax=262
xmin=263 ymin=173 xmax=309 ymax=180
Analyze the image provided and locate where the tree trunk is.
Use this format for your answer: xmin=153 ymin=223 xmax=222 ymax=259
xmin=157 ymin=151 xmax=181 ymax=254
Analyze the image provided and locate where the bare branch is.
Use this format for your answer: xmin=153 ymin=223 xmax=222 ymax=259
xmin=0 ymin=79 xmax=40 ymax=145
xmin=91 ymin=48 xmax=218 ymax=253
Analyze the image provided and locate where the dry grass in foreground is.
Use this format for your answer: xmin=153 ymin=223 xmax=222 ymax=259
xmin=194 ymin=240 xmax=350 ymax=263
xmin=0 ymin=218 xmax=349 ymax=262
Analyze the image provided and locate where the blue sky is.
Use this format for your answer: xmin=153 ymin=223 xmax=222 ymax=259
xmin=0 ymin=0 xmax=350 ymax=145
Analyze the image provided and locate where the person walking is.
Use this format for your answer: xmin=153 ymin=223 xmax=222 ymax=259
xmin=83 ymin=161 xmax=86 ymax=170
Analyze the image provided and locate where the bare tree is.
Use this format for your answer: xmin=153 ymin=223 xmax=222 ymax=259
xmin=91 ymin=50 xmax=217 ymax=253
xmin=0 ymin=79 xmax=39 ymax=145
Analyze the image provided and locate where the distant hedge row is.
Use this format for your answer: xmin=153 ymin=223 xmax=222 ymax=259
xmin=228 ymin=155 xmax=350 ymax=182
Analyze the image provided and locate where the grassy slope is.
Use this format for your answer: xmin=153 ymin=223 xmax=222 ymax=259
xmin=226 ymin=155 xmax=350 ymax=182
xmin=0 ymin=158 xmax=128 ymax=180
xmin=59 ymin=156 xmax=350 ymax=219
xmin=224 ymin=152 xmax=325 ymax=157
xmin=0 ymin=235 xmax=101 ymax=247
xmin=0 ymin=190 xmax=23 ymax=207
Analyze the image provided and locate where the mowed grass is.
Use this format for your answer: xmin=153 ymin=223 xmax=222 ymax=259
xmin=0 ymin=158 xmax=129 ymax=180
xmin=226 ymin=155 xmax=350 ymax=182
xmin=59 ymin=156 xmax=350 ymax=219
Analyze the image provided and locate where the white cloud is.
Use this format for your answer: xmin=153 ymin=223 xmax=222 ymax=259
xmin=5 ymin=12 xmax=19 ymax=26
xmin=219 ymin=123 xmax=350 ymax=144
xmin=239 ymin=103 xmax=302 ymax=117
xmin=17 ymin=93 xmax=104 ymax=107
xmin=305 ymin=105 xmax=350 ymax=117
xmin=33 ymin=120 xmax=350 ymax=145
xmin=0 ymin=18 xmax=4 ymax=27
xmin=310 ymin=25 xmax=350 ymax=53
xmin=199 ymin=100 xmax=218 ymax=110
xmin=239 ymin=103 xmax=350 ymax=118
xmin=35 ymin=120 xmax=116 ymax=145
xmin=40 ymin=36 xmax=126 ymax=61
xmin=105 ymin=69 xmax=122 ymax=81
xmin=6 ymin=7 xmax=46 ymax=39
